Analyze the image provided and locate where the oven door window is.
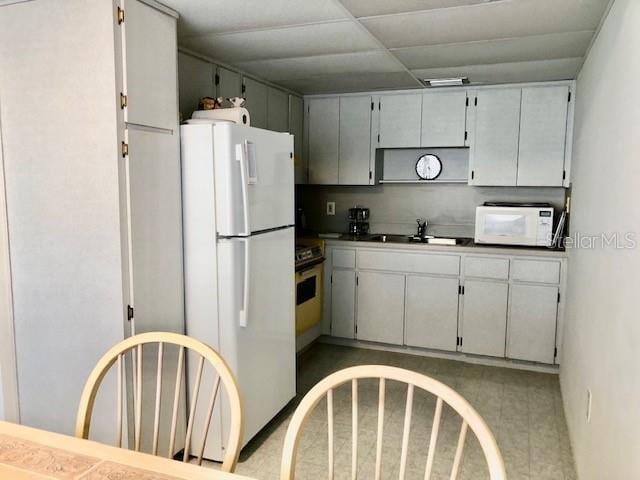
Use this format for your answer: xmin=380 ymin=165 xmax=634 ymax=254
xmin=484 ymin=214 xmax=527 ymax=237
xmin=296 ymin=275 xmax=317 ymax=305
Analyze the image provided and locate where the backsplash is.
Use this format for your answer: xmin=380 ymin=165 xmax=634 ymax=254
xmin=297 ymin=184 xmax=567 ymax=237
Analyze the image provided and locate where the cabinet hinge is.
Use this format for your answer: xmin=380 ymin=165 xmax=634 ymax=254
xmin=568 ymin=91 xmax=572 ymax=102
xmin=117 ymin=6 xmax=125 ymax=24
xmin=562 ymin=170 xmax=566 ymax=180
xmin=215 ymin=73 xmax=220 ymax=85
xmin=330 ymin=274 xmax=333 ymax=284
xmin=465 ymin=97 xmax=469 ymax=107
xmin=459 ymin=285 xmax=465 ymax=295
xmin=378 ymin=101 xmax=381 ymax=110
xmin=471 ymin=170 xmax=475 ymax=180
xmin=456 ymin=337 xmax=459 ymax=346
xmin=377 ymin=134 xmax=380 ymax=143
xmin=371 ymin=102 xmax=374 ymax=111
xmin=127 ymin=305 xmax=134 ymax=321
xmin=355 ymin=325 xmax=358 ymax=334
xmin=557 ymin=292 xmax=561 ymax=303
xmin=369 ymin=171 xmax=372 ymax=180
xmin=120 ymin=92 xmax=127 ymax=109
xmin=356 ymin=275 xmax=359 ymax=286
xmin=121 ymin=141 xmax=129 ymax=157
xmin=241 ymin=83 xmax=246 ymax=94
xmin=464 ymin=131 xmax=468 ymax=141
xmin=554 ymin=347 xmax=558 ymax=357
xmin=460 ymin=337 xmax=463 ymax=347
xmin=474 ymin=97 xmax=478 ymax=106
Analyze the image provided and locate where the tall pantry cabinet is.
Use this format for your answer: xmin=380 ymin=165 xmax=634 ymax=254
xmin=0 ymin=0 xmax=185 ymax=447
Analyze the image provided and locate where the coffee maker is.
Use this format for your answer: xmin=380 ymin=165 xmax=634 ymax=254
xmin=348 ymin=206 xmax=370 ymax=236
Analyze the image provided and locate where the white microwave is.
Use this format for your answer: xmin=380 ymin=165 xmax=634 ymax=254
xmin=475 ymin=204 xmax=554 ymax=247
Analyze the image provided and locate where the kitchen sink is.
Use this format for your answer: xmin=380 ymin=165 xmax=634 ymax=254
xmin=368 ymin=234 xmax=470 ymax=246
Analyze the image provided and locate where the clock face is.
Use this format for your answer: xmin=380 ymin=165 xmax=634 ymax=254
xmin=416 ymin=154 xmax=442 ymax=180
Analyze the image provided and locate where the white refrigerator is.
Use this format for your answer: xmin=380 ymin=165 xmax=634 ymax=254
xmin=181 ymin=122 xmax=296 ymax=460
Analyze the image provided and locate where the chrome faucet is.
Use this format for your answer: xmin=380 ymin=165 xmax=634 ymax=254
xmin=416 ymin=219 xmax=428 ymax=239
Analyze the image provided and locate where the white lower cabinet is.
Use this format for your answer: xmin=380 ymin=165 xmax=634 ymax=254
xmin=507 ymin=284 xmax=559 ymax=363
xmin=356 ymin=271 xmax=405 ymax=345
xmin=461 ymin=280 xmax=508 ymax=357
xmin=330 ymin=269 xmax=356 ymax=339
xmin=405 ymin=275 xmax=459 ymax=352
xmin=325 ymin=246 xmax=563 ymax=365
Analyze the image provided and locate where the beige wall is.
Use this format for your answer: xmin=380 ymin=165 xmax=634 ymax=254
xmin=560 ymin=0 xmax=640 ymax=478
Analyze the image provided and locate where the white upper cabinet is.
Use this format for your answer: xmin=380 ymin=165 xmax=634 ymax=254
xmin=421 ymin=91 xmax=468 ymax=147
xmin=289 ymin=95 xmax=305 ymax=184
xmin=216 ymin=66 xmax=242 ymax=100
xmin=469 ymin=88 xmax=521 ymax=186
xmin=267 ymin=87 xmax=289 ymax=132
xmin=517 ymin=86 xmax=569 ymax=186
xmin=178 ymin=53 xmax=214 ymax=121
xmin=378 ymin=93 xmax=422 ymax=148
xmin=122 ymin=0 xmax=177 ymax=130
xmin=307 ymin=98 xmax=340 ymax=184
xmin=339 ymin=96 xmax=373 ymax=185
xmin=243 ymin=77 xmax=268 ymax=129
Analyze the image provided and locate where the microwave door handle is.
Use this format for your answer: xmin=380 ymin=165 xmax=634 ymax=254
xmin=239 ymin=238 xmax=251 ymax=328
xmin=235 ymin=142 xmax=251 ymax=236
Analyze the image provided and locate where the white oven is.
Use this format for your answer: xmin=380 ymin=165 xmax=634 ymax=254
xmin=475 ymin=204 xmax=554 ymax=247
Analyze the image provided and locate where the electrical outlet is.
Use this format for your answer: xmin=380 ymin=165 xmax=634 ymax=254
xmin=586 ymin=389 xmax=592 ymax=423
xmin=326 ymin=201 xmax=335 ymax=216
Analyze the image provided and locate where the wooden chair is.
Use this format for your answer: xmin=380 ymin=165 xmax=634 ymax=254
xmin=280 ymin=365 xmax=506 ymax=480
xmin=75 ymin=331 xmax=244 ymax=472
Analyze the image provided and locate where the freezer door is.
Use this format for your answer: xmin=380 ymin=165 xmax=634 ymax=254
xmin=216 ymin=227 xmax=296 ymax=449
xmin=214 ymin=124 xmax=294 ymax=236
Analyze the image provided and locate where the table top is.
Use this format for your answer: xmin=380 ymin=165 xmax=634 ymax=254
xmin=0 ymin=421 xmax=256 ymax=480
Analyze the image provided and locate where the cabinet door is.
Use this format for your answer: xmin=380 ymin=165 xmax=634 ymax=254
xmin=123 ymin=0 xmax=177 ymax=130
xmin=331 ymin=270 xmax=356 ymax=339
xmin=216 ymin=66 xmax=242 ymax=99
xmin=421 ymin=91 xmax=467 ymax=147
xmin=469 ymin=89 xmax=521 ymax=186
xmin=126 ymin=126 xmax=185 ymax=334
xmin=339 ymin=96 xmax=372 ymax=185
xmin=307 ymin=98 xmax=339 ymax=184
xmin=405 ymin=275 xmax=459 ymax=352
xmin=507 ymin=284 xmax=558 ymax=363
xmin=461 ymin=280 xmax=508 ymax=357
xmin=356 ymin=272 xmax=405 ymax=345
xmin=517 ymin=86 xmax=569 ymax=186
xmin=243 ymin=77 xmax=268 ymax=129
xmin=289 ymin=95 xmax=306 ymax=184
xmin=178 ymin=53 xmax=214 ymax=121
xmin=378 ymin=94 xmax=422 ymax=148
xmin=267 ymin=87 xmax=289 ymax=132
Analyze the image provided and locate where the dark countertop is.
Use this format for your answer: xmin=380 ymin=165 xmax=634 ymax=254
xmin=297 ymin=231 xmax=568 ymax=258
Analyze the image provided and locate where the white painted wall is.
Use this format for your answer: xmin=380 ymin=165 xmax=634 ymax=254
xmin=560 ymin=0 xmax=640 ymax=478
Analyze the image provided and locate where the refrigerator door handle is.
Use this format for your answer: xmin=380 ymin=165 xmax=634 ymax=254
xmin=235 ymin=142 xmax=251 ymax=236
xmin=239 ymin=237 xmax=251 ymax=327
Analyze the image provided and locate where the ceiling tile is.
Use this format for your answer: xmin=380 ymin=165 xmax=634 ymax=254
xmin=236 ymin=51 xmax=404 ymax=81
xmin=360 ymin=0 xmax=610 ymax=48
xmin=160 ymin=0 xmax=349 ymax=36
xmin=339 ymin=0 xmax=488 ymax=18
xmin=180 ymin=21 xmax=380 ymax=63
xmin=393 ymin=31 xmax=594 ymax=69
xmin=277 ymin=72 xmax=421 ymax=94
xmin=411 ymin=57 xmax=584 ymax=84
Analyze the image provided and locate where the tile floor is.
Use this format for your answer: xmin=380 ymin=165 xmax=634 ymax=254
xmin=204 ymin=343 xmax=576 ymax=480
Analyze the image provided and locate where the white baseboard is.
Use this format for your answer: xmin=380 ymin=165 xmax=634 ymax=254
xmin=318 ymin=336 xmax=559 ymax=374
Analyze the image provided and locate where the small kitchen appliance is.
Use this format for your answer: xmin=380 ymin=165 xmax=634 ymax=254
xmin=475 ymin=202 xmax=554 ymax=247
xmin=348 ymin=206 xmax=369 ymax=236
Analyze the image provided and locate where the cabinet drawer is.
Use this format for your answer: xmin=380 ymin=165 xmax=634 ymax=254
xmin=511 ymin=259 xmax=560 ymax=284
xmin=332 ymin=248 xmax=356 ymax=269
xmin=358 ymin=250 xmax=459 ymax=276
xmin=465 ymin=256 xmax=509 ymax=280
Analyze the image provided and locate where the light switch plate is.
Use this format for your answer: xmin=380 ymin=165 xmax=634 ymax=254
xmin=326 ymin=201 xmax=335 ymax=216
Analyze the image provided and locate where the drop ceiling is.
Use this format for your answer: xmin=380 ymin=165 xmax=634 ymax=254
xmin=161 ymin=0 xmax=611 ymax=94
